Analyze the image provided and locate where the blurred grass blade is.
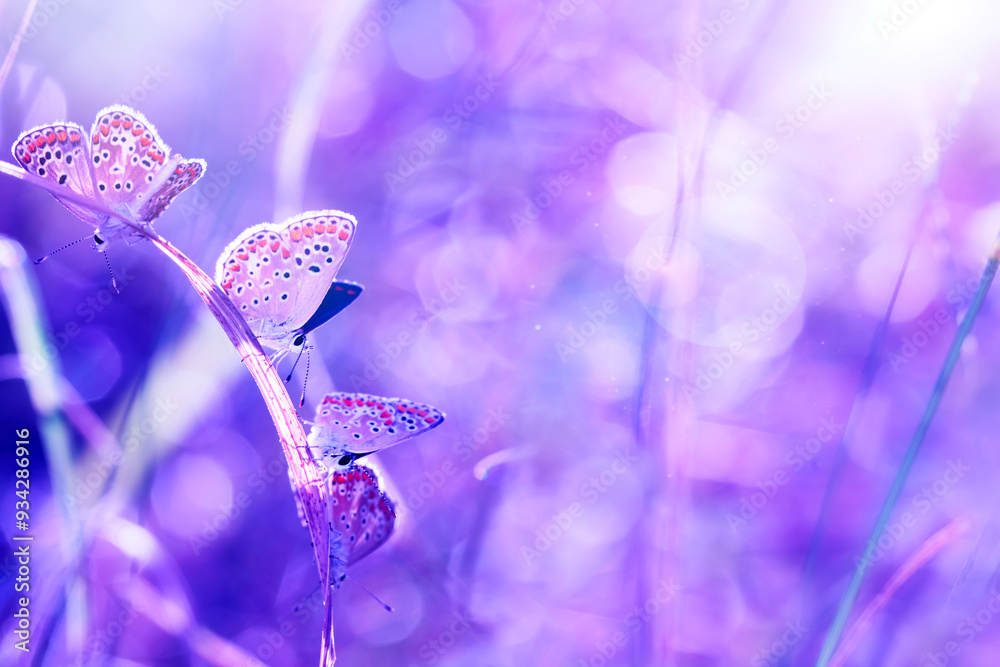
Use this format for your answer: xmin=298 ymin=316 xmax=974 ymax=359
xmin=274 ymin=0 xmax=367 ymax=222
xmin=816 ymin=244 xmax=1000 ymax=666
xmin=828 ymin=517 xmax=970 ymax=667
xmin=0 ymin=0 xmax=38 ymax=95
xmin=802 ymin=201 xmax=926 ymax=583
xmin=0 ymin=235 xmax=87 ymax=651
xmin=3 ymin=146 xmax=338 ymax=663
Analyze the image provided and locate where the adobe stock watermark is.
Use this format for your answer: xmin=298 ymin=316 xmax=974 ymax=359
xmin=578 ymin=579 xmax=681 ymax=667
xmin=213 ymin=0 xmax=244 ymax=19
xmin=511 ymin=116 xmax=630 ymax=234
xmin=886 ymin=276 xmax=978 ymax=373
xmin=716 ymin=84 xmax=832 ymax=200
xmin=64 ymin=397 xmax=179 ymax=510
xmin=556 ymin=245 xmax=666 ymax=362
xmin=854 ymin=459 xmax=968 ymax=570
xmin=727 ymin=416 xmax=843 ymax=533
xmin=402 ymin=407 xmax=510 ymax=511
xmin=543 ymin=0 xmax=590 ymax=28
xmin=673 ymin=0 xmax=754 ymax=71
xmin=178 ymin=106 xmax=293 ymax=222
xmin=683 ymin=287 xmax=799 ymax=399
xmin=521 ymin=450 xmax=639 ymax=566
xmin=238 ymin=584 xmax=339 ymax=666
xmin=407 ymin=610 xmax=474 ymax=666
xmin=924 ymin=588 xmax=1000 ymax=666
xmin=340 ymin=0 xmax=408 ymax=61
xmin=843 ymin=126 xmax=958 ymax=242
xmin=7 ymin=0 xmax=73 ymax=44
xmin=750 ymin=619 xmax=808 ymax=667
xmin=878 ymin=0 xmax=933 ymax=39
xmin=22 ymin=269 xmax=137 ymax=380
xmin=63 ymin=600 xmax=138 ymax=667
xmin=348 ymin=277 xmax=467 ymax=391
xmin=109 ymin=65 xmax=169 ymax=107
xmin=189 ymin=458 xmax=288 ymax=556
xmin=384 ymin=74 xmax=499 ymax=192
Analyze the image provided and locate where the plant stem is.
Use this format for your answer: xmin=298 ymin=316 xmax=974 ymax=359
xmin=0 ymin=159 xmax=338 ymax=665
xmin=148 ymin=236 xmax=337 ymax=665
xmin=815 ymin=246 xmax=1000 ymax=666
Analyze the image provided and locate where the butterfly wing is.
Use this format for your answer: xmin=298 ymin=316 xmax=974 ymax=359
xmin=215 ymin=222 xmax=292 ymax=343
xmin=135 ymin=156 xmax=205 ymax=223
xmin=277 ymin=211 xmax=356 ymax=333
xmin=309 ymin=392 xmax=445 ymax=463
xmin=12 ymin=123 xmax=104 ymax=226
xmin=216 ymin=210 xmax=356 ymax=349
xmin=327 ymin=465 xmax=395 ymax=574
xmin=90 ymin=104 xmax=183 ymax=213
xmin=301 ymin=280 xmax=363 ymax=335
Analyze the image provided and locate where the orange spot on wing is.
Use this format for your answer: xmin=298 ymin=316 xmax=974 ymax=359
xmin=141 ymin=137 xmax=152 ymax=147
xmin=45 ymin=132 xmax=56 ymax=144
xmin=56 ymin=131 xmax=67 ymax=142
xmin=111 ymin=119 xmax=121 ymax=128
xmin=281 ymin=247 xmax=290 ymax=259
xmin=229 ymin=265 xmax=240 ymax=272
xmin=270 ymin=241 xmax=280 ymax=251
xmin=99 ymin=125 xmax=110 ymax=137
xmin=315 ymin=223 xmax=326 ymax=233
xmin=338 ymin=229 xmax=349 ymax=240
xmin=303 ymin=226 xmax=314 ymax=238
xmin=122 ymin=120 xmax=133 ymax=129
xmin=290 ymin=229 xmax=302 ymax=241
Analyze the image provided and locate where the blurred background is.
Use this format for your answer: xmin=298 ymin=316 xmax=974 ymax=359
xmin=2 ymin=0 xmax=1000 ymax=664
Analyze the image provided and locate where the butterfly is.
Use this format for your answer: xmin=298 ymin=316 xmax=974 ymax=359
xmin=215 ymin=210 xmax=361 ymax=356
xmin=308 ymin=392 xmax=445 ymax=468
xmin=11 ymin=104 xmax=205 ymax=248
xmin=326 ymin=464 xmax=396 ymax=586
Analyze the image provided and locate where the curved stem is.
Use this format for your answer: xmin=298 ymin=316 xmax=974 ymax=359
xmin=148 ymin=236 xmax=336 ymax=665
xmin=0 ymin=159 xmax=338 ymax=665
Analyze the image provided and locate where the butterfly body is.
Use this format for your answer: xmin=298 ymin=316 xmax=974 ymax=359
xmin=308 ymin=392 xmax=445 ymax=469
xmin=215 ymin=211 xmax=359 ymax=355
xmin=12 ymin=105 xmax=205 ymax=248
xmin=326 ymin=464 xmax=396 ymax=584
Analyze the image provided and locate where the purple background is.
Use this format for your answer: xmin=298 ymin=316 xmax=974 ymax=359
xmin=2 ymin=0 xmax=1000 ymax=665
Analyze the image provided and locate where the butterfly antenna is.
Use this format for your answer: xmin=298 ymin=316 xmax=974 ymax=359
xmin=102 ymin=251 xmax=120 ymax=294
xmin=34 ymin=234 xmax=91 ymax=264
xmin=345 ymin=573 xmax=393 ymax=612
xmin=299 ymin=348 xmax=311 ymax=408
xmin=285 ymin=342 xmax=306 ymax=383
